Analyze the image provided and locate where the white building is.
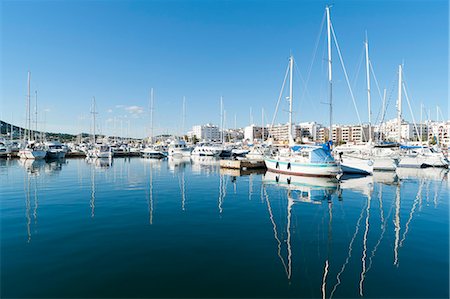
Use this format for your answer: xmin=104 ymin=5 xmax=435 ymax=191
xmin=377 ymin=118 xmax=429 ymax=142
xmin=428 ymin=121 xmax=450 ymax=146
xmin=191 ymin=124 xmax=220 ymax=142
xmin=244 ymin=125 xmax=268 ymax=142
xmin=298 ymin=122 xmax=318 ymax=141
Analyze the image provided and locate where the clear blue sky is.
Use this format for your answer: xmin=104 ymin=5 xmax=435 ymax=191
xmin=1 ymin=0 xmax=448 ymax=137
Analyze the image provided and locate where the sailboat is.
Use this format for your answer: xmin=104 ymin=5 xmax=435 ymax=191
xmin=18 ymin=72 xmax=47 ymax=160
xmin=142 ymin=88 xmax=166 ymax=159
xmin=264 ymin=55 xmax=340 ymax=178
xmin=393 ymin=65 xmax=449 ymax=168
xmin=86 ymin=97 xmax=113 ymax=159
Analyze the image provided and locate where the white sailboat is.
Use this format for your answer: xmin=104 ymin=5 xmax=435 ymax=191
xmin=394 ymin=65 xmax=449 ymax=168
xmin=264 ymin=56 xmax=340 ymax=177
xmin=86 ymin=97 xmax=113 ymax=159
xmin=18 ymin=72 xmax=46 ymax=160
xmin=142 ymin=88 xmax=166 ymax=159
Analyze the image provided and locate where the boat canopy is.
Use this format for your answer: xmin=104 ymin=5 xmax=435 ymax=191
xmin=310 ymin=148 xmax=335 ymax=164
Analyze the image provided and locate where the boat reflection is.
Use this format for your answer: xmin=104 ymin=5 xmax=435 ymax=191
xmin=167 ymin=156 xmax=191 ymax=171
xmin=22 ymin=164 xmax=41 ymax=243
xmin=44 ymin=159 xmax=67 ymax=174
xmin=263 ymin=171 xmax=338 ymax=204
xmin=396 ymin=167 xmax=448 ymax=181
xmin=19 ymin=159 xmax=46 ymax=175
xmin=191 ymin=156 xmax=220 ymax=175
xmin=86 ymin=157 xmax=113 ymax=169
xmin=261 ymin=168 xmax=439 ymax=297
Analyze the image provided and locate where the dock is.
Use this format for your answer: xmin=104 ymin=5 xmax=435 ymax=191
xmin=219 ymin=159 xmax=266 ymax=170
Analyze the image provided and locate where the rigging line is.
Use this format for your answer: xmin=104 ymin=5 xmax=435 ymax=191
xmin=402 ymin=77 xmax=422 ymax=141
xmin=369 ymin=61 xmax=385 ymax=107
xmin=301 ymin=11 xmax=326 ymax=101
xmin=294 ymin=58 xmax=318 ymax=118
xmin=329 ymin=200 xmax=367 ymax=299
xmin=351 ymin=44 xmax=365 ymax=88
xmin=269 ymin=61 xmax=290 ymax=139
xmin=378 ymin=74 xmax=397 ymax=126
xmin=330 ymin=22 xmax=366 ymax=140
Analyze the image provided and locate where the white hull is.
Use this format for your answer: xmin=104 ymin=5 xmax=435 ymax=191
xmin=265 ymin=158 xmax=340 ymax=178
xmin=96 ymin=151 xmax=113 ymax=159
xmin=141 ymin=148 xmax=166 ymax=159
xmin=399 ymin=155 xmax=448 ymax=168
xmin=191 ymin=146 xmax=221 ymax=157
xmin=338 ymin=155 xmax=373 ymax=175
xmin=168 ymin=148 xmax=192 ymax=157
xmin=18 ymin=149 xmax=47 ymax=160
xmin=373 ymin=156 xmax=397 ymax=171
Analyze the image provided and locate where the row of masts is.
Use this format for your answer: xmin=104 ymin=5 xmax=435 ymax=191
xmin=283 ymin=6 xmax=405 ymax=145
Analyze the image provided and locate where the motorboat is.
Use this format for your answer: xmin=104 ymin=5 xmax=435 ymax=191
xmin=398 ymin=145 xmax=449 ymax=168
xmin=18 ymin=141 xmax=47 ymax=160
xmin=44 ymin=141 xmax=67 ymax=159
xmin=168 ymin=140 xmax=192 ymax=157
xmin=191 ymin=144 xmax=222 ymax=157
xmin=0 ymin=139 xmax=12 ymax=158
xmin=87 ymin=144 xmax=113 ymax=159
xmin=141 ymin=145 xmax=166 ymax=159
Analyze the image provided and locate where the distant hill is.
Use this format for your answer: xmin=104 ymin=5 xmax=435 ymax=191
xmin=0 ymin=120 xmax=84 ymax=142
xmin=0 ymin=120 xmax=142 ymax=142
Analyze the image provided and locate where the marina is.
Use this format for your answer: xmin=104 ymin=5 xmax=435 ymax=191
xmin=1 ymin=1 xmax=448 ymax=298
xmin=1 ymin=157 xmax=448 ymax=298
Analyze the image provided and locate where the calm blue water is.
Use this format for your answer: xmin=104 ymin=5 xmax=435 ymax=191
xmin=1 ymin=157 xmax=449 ymax=298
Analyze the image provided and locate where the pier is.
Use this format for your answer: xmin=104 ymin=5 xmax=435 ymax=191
xmin=219 ymin=159 xmax=266 ymax=170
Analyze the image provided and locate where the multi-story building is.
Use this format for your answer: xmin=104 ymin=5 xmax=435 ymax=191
xmin=191 ymin=124 xmax=220 ymax=142
xmin=377 ymin=118 xmax=428 ymax=142
xmin=267 ymin=123 xmax=300 ymax=142
xmin=428 ymin=121 xmax=450 ymax=146
xmin=298 ymin=122 xmax=318 ymax=141
xmin=244 ymin=125 xmax=268 ymax=142
xmin=317 ymin=127 xmax=329 ymax=143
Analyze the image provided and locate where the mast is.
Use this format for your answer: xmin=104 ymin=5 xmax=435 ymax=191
xmin=35 ymin=90 xmax=38 ymax=142
xmin=261 ymin=107 xmax=264 ymax=143
xmin=220 ymin=96 xmax=224 ymax=144
xmin=150 ymin=88 xmax=154 ymax=144
xmin=288 ymin=55 xmax=294 ymax=145
xmin=364 ymin=34 xmax=372 ymax=142
xmin=91 ymin=97 xmax=97 ymax=144
xmin=326 ymin=6 xmax=333 ymax=142
xmin=182 ymin=96 xmax=186 ymax=140
xmin=397 ymin=65 xmax=402 ymax=143
xmin=420 ymin=103 xmax=423 ymax=143
xmin=380 ymin=88 xmax=387 ymax=143
xmin=26 ymin=71 xmax=31 ymax=141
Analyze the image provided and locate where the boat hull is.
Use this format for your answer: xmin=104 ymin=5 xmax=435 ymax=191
xmin=373 ymin=156 xmax=397 ymax=171
xmin=18 ymin=149 xmax=47 ymax=160
xmin=264 ymin=158 xmax=340 ymax=178
xmin=338 ymin=156 xmax=374 ymax=175
xmin=46 ymin=150 xmax=66 ymax=160
xmin=399 ymin=155 xmax=449 ymax=168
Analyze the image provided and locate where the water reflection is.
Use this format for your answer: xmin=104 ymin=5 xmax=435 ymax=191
xmin=261 ymin=168 xmax=448 ymax=297
xmin=10 ymin=158 xmax=449 ymax=298
xmin=21 ymin=161 xmax=42 ymax=243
